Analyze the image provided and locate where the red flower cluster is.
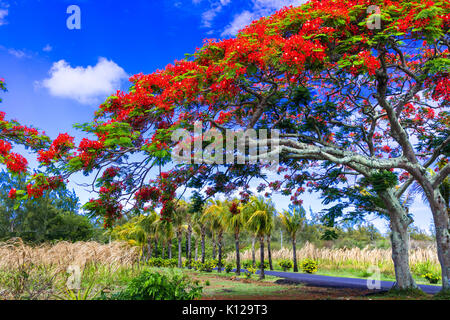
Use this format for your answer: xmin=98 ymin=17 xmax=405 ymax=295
xmin=0 ymin=139 xmax=12 ymax=156
xmin=102 ymin=166 xmax=120 ymax=179
xmin=135 ymin=186 xmax=161 ymax=203
xmin=8 ymin=188 xmax=17 ymax=199
xmin=229 ymin=202 xmax=240 ymax=216
xmin=5 ymin=153 xmax=28 ymax=174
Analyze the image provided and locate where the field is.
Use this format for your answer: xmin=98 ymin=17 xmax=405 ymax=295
xmin=0 ymin=239 xmax=444 ymax=300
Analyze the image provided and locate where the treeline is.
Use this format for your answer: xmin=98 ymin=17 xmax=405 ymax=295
xmin=0 ymin=171 xmax=104 ymax=242
xmin=110 ymin=194 xmax=434 ymax=279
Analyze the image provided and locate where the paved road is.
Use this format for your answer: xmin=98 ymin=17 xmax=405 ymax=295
xmin=223 ymin=268 xmax=442 ymax=295
xmin=263 ymin=270 xmax=442 ymax=295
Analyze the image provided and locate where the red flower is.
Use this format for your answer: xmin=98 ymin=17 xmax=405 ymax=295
xmin=8 ymin=188 xmax=17 ymax=199
xmin=0 ymin=140 xmax=12 ymax=156
xmin=5 ymin=153 xmax=28 ymax=173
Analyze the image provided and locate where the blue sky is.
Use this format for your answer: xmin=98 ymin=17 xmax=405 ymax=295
xmin=0 ymin=0 xmax=434 ymax=234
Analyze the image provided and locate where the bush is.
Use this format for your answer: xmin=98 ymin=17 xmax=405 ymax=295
xmin=225 ymin=263 xmax=233 ymax=273
xmin=200 ymin=260 xmax=217 ymax=272
xmin=162 ymin=259 xmax=177 ymax=268
xmin=300 ymin=259 xmax=318 ymax=274
xmin=148 ymin=258 xmax=177 ymax=268
xmin=245 ymin=267 xmax=257 ymax=279
xmin=191 ymin=259 xmax=217 ymax=272
xmin=191 ymin=260 xmax=201 ymax=271
xmin=257 ymin=260 xmax=269 ymax=269
xmin=278 ymin=259 xmax=293 ymax=272
xmin=147 ymin=258 xmax=164 ymax=267
xmin=412 ymin=261 xmax=434 ymax=277
xmin=101 ymin=270 xmax=203 ymax=300
xmin=422 ymin=272 xmax=441 ymax=284
xmin=242 ymin=260 xmax=253 ymax=269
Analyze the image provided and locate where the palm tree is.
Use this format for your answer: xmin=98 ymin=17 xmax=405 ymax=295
xmin=223 ymin=199 xmax=247 ymax=275
xmin=193 ymin=209 xmax=207 ymax=263
xmin=193 ymin=223 xmax=201 ymax=261
xmin=111 ymin=216 xmax=147 ymax=261
xmin=245 ymin=196 xmax=275 ymax=280
xmin=138 ymin=210 xmax=158 ymax=260
xmin=203 ymin=199 xmax=227 ymax=272
xmin=153 ymin=217 xmax=174 ymax=259
xmin=266 ymin=213 xmax=275 ymax=271
xmin=173 ymin=200 xmax=188 ymax=267
xmin=279 ymin=206 xmax=305 ymax=272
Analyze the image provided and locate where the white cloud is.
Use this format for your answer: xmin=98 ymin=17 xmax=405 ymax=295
xmin=221 ymin=10 xmax=254 ymax=36
xmin=0 ymin=8 xmax=7 ymax=26
xmin=221 ymin=0 xmax=306 ymax=36
xmin=0 ymin=9 xmax=7 ymax=26
xmin=43 ymin=44 xmax=52 ymax=52
xmin=39 ymin=57 xmax=128 ymax=105
xmin=201 ymin=0 xmax=232 ymax=28
xmin=8 ymin=48 xmax=29 ymax=58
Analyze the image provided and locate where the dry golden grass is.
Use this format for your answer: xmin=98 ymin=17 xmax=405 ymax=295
xmin=225 ymin=242 xmax=440 ymax=274
xmin=0 ymin=238 xmax=140 ymax=272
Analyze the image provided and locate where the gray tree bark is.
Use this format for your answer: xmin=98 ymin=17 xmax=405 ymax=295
xmin=379 ymin=189 xmax=417 ymax=290
xmin=235 ymin=232 xmax=241 ymax=275
xmin=259 ymin=236 xmax=265 ymax=280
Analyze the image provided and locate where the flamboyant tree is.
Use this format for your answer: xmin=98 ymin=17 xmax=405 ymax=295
xmin=14 ymin=0 xmax=449 ymax=290
xmin=0 ymin=79 xmax=66 ymax=206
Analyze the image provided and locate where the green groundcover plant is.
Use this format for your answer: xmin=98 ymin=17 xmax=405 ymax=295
xmin=99 ymin=270 xmax=203 ymax=300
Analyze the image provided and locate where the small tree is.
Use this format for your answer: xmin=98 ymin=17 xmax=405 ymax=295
xmin=279 ymin=205 xmax=305 ymax=272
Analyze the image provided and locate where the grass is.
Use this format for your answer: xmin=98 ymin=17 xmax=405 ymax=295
xmin=0 ymin=239 xmax=446 ymax=300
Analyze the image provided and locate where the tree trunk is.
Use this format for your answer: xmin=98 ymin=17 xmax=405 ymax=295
xmin=292 ymin=237 xmax=298 ymax=272
xmin=201 ymin=228 xmax=206 ymax=263
xmin=168 ymin=238 xmax=172 ymax=259
xmin=217 ymin=232 xmax=223 ymax=273
xmin=421 ymin=186 xmax=450 ymax=291
xmin=267 ymin=234 xmax=273 ymax=271
xmin=379 ymin=189 xmax=417 ymax=290
xmin=148 ymin=237 xmax=153 ymax=260
xmin=154 ymin=238 xmax=158 ymax=258
xmin=162 ymin=243 xmax=165 ymax=259
xmin=259 ymin=236 xmax=265 ymax=280
xmin=212 ymin=234 xmax=217 ymax=260
xmin=251 ymin=236 xmax=256 ymax=268
xmin=235 ymin=232 xmax=241 ymax=275
xmin=177 ymin=233 xmax=183 ymax=268
xmin=185 ymin=233 xmax=189 ymax=259
xmin=187 ymin=225 xmax=192 ymax=269
xmin=195 ymin=238 xmax=199 ymax=261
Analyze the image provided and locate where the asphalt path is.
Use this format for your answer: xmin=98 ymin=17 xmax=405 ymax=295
xmin=219 ymin=268 xmax=442 ymax=295
xmin=263 ymin=270 xmax=442 ymax=295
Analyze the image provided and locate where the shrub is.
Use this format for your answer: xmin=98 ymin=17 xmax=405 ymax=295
xmin=101 ymin=270 xmax=203 ymax=300
xmin=191 ymin=260 xmax=217 ymax=272
xmin=278 ymin=259 xmax=293 ymax=272
xmin=162 ymin=259 xmax=177 ymax=268
xmin=191 ymin=260 xmax=202 ymax=271
xmin=245 ymin=267 xmax=257 ymax=279
xmin=242 ymin=260 xmax=253 ymax=269
xmin=225 ymin=263 xmax=233 ymax=273
xmin=300 ymin=259 xmax=318 ymax=274
xmin=412 ymin=261 xmax=434 ymax=277
xmin=422 ymin=273 xmax=441 ymax=284
xmin=147 ymin=258 xmax=164 ymax=267
xmin=148 ymin=258 xmax=177 ymax=268
xmin=257 ymin=260 xmax=269 ymax=269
